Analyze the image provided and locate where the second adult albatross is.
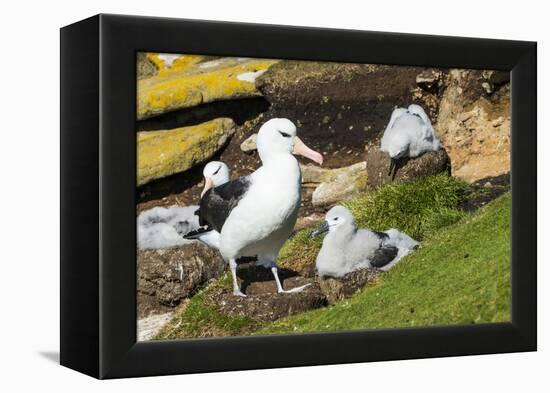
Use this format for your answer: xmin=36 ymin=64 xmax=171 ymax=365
xmin=191 ymin=118 xmax=324 ymax=296
xmin=380 ymin=104 xmax=440 ymax=179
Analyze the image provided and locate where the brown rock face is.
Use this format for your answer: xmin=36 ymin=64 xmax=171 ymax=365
xmin=137 ymin=243 xmax=226 ymax=317
xmin=318 ymin=268 xmax=381 ymax=304
xmin=365 ymin=144 xmax=451 ymax=189
xmin=435 ymin=70 xmax=510 ymax=182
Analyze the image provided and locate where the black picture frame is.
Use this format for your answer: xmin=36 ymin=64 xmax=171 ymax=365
xmin=60 ymin=14 xmax=537 ymax=379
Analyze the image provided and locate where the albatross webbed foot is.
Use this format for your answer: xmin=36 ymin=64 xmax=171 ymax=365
xmin=271 ymin=266 xmax=311 ymax=294
xmin=279 ymin=283 xmax=312 ymax=293
xmin=232 ymin=289 xmax=247 ymax=297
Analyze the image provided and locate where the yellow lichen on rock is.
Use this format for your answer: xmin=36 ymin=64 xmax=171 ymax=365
xmin=146 ymin=53 xmax=209 ymax=74
xmin=137 ymin=118 xmax=235 ymax=186
xmin=137 ymin=58 xmax=279 ymax=120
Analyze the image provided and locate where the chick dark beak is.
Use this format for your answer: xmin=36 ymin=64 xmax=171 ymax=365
xmin=388 ymin=157 xmax=396 ymax=177
xmin=310 ymin=221 xmax=330 ymax=238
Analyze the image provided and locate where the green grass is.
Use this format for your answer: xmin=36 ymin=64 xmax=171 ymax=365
xmin=260 ymin=192 xmax=511 ymax=334
xmin=153 ymin=274 xmax=262 ymax=340
xmin=344 ymin=174 xmax=469 ymax=239
xmin=279 ymin=174 xmax=469 ymax=272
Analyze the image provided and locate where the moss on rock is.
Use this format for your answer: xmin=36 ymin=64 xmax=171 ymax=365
xmin=137 ymin=118 xmax=235 ymax=186
xmin=137 ymin=57 xmax=279 ymax=120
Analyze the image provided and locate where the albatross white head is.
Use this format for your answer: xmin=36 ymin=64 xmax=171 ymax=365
xmin=256 ymin=118 xmax=324 ymax=166
xmin=310 ymin=205 xmax=356 ymax=238
xmin=200 ymin=161 xmax=230 ymax=198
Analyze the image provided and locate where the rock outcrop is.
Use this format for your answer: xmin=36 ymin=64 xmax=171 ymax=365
xmin=137 ymin=118 xmax=235 ymax=185
xmin=138 ymin=312 xmax=176 ymax=341
xmin=307 ymin=162 xmax=367 ymax=207
xmin=138 ymin=243 xmax=226 ymax=317
xmin=239 ymin=133 xmax=258 ymax=153
xmin=365 ymin=144 xmax=451 ymax=189
xmin=137 ymin=57 xmax=279 ymax=120
xmin=434 ymin=70 xmax=510 ymax=182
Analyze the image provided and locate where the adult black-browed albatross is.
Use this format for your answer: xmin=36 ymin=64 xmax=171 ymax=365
xmin=380 ymin=104 xmax=440 ymax=179
xmin=187 ymin=118 xmax=324 ymax=296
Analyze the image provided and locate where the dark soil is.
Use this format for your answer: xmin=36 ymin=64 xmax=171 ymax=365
xmin=460 ymin=173 xmax=510 ymax=212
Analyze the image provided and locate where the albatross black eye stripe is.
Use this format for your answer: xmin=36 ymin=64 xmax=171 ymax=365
xmin=279 ymin=131 xmax=291 ymax=138
xmin=212 ymin=165 xmax=222 ymax=175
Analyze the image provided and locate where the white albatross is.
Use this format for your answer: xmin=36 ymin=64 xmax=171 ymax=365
xmin=380 ymin=104 xmax=440 ymax=179
xmin=187 ymin=118 xmax=324 ymax=296
xmin=310 ymin=206 xmax=419 ymax=277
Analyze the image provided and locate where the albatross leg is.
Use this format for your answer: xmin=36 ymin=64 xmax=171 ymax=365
xmin=229 ymin=259 xmax=246 ymax=297
xmin=270 ymin=265 xmax=311 ymax=294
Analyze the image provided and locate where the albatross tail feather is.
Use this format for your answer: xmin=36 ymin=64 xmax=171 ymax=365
xmin=183 ymin=227 xmax=213 ymax=240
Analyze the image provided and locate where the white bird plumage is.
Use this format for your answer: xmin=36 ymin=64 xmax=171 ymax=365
xmin=137 ymin=205 xmax=200 ymax=250
xmin=380 ymin=104 xmax=440 ymax=178
xmin=208 ymin=118 xmax=324 ymax=296
xmin=311 ymin=206 xmax=419 ymax=277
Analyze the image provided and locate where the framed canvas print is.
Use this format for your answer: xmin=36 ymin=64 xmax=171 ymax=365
xmin=60 ymin=14 xmax=536 ymax=379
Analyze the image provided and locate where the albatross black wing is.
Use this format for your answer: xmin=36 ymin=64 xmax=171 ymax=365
xmin=197 ymin=176 xmax=252 ymax=232
xmin=370 ymin=245 xmax=399 ymax=268
xmin=373 ymin=231 xmax=390 ymax=241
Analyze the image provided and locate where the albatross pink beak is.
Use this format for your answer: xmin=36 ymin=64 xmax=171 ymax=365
xmin=200 ymin=177 xmax=214 ymax=198
xmin=293 ymin=137 xmax=324 ymax=166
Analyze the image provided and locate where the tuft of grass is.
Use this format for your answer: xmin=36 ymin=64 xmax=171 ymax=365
xmin=153 ymin=273 xmax=262 ymax=340
xmin=277 ymin=228 xmax=324 ymax=272
xmin=260 ymin=192 xmax=511 ymax=334
xmin=278 ymin=174 xmax=468 ymax=272
xmin=345 ymin=173 xmax=469 ymax=240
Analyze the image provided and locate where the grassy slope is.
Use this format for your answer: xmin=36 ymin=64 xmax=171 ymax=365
xmin=260 ymin=192 xmax=511 ymax=334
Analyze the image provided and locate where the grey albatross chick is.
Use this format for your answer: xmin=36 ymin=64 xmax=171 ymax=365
xmin=310 ymin=206 xmax=419 ymax=277
xmin=380 ymin=104 xmax=440 ymax=179
xmin=192 ymin=118 xmax=324 ymax=296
